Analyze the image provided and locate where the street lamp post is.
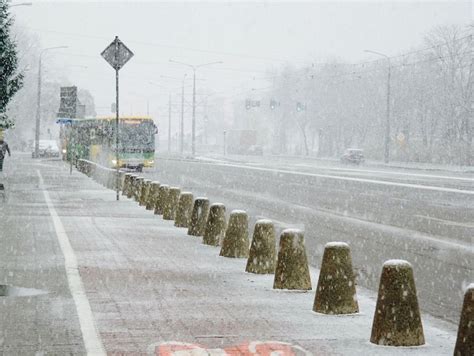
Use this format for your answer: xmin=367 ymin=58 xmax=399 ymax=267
xmin=34 ymin=46 xmax=68 ymax=158
xmin=364 ymin=49 xmax=391 ymax=163
xmin=169 ymin=59 xmax=222 ymax=156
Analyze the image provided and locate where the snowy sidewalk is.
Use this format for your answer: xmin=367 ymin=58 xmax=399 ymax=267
xmin=0 ymin=155 xmax=462 ymax=355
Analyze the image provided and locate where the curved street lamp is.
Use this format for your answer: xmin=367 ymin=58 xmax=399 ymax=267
xmin=34 ymin=46 xmax=68 ymax=158
xmin=169 ymin=59 xmax=223 ymax=156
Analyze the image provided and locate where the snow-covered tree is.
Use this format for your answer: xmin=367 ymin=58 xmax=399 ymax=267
xmin=0 ymin=0 xmax=23 ymax=129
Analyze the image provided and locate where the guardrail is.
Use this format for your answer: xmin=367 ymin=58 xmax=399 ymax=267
xmin=74 ymin=159 xmax=472 ymax=353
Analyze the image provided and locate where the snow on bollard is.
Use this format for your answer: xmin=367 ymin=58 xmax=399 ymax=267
xmin=154 ymin=184 xmax=170 ymax=215
xmin=370 ymin=259 xmax=425 ymax=346
xmin=273 ymin=229 xmax=311 ymax=290
xmin=187 ymin=197 xmax=210 ymax=236
xmin=163 ymin=187 xmax=181 ymax=220
xmin=313 ymin=242 xmax=358 ymax=314
xmin=245 ymin=219 xmax=276 ymax=274
xmin=146 ymin=181 xmax=160 ymax=210
xmin=134 ymin=177 xmax=145 ymax=202
xmin=454 ymin=283 xmax=474 ymax=356
xmin=220 ymin=210 xmax=249 ymax=258
xmin=127 ymin=175 xmax=138 ymax=199
xmin=203 ymin=203 xmax=226 ymax=246
xmin=174 ymin=192 xmax=194 ymax=228
xmin=139 ymin=179 xmax=152 ymax=206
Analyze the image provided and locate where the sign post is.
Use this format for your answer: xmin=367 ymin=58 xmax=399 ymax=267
xmin=101 ymin=36 xmax=134 ymax=201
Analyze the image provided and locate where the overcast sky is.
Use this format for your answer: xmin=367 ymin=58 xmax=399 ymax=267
xmin=14 ymin=0 xmax=473 ymax=134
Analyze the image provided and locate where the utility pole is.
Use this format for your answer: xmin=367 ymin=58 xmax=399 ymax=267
xmin=168 ymin=94 xmax=172 ymax=152
xmin=169 ymin=59 xmax=222 ymax=156
xmin=181 ymin=74 xmax=186 ymax=154
xmin=364 ymin=50 xmax=391 ymax=163
xmin=35 ymin=46 xmax=68 ymax=158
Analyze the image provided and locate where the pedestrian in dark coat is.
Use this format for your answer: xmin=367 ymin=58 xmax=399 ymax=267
xmin=0 ymin=139 xmax=11 ymax=172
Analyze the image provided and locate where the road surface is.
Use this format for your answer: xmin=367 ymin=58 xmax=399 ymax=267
xmin=147 ymin=155 xmax=473 ymax=323
xmin=0 ymin=154 xmax=461 ymax=354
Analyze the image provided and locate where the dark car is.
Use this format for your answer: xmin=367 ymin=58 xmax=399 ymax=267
xmin=247 ymin=145 xmax=263 ymax=155
xmin=32 ymin=140 xmax=60 ymax=158
xmin=341 ymin=148 xmax=365 ymax=164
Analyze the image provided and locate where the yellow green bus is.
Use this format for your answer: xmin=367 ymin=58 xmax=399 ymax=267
xmin=65 ymin=116 xmax=157 ymax=171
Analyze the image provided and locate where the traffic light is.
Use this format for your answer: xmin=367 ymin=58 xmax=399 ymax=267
xmin=245 ymin=99 xmax=251 ymax=110
xmin=270 ymin=99 xmax=276 ymax=110
xmin=296 ymin=102 xmax=306 ymax=112
xmin=245 ymin=99 xmax=261 ymax=110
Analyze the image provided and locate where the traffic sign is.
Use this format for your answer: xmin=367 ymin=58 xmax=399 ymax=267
xmin=101 ymin=36 xmax=134 ymax=70
xmin=101 ymin=36 xmax=134 ymax=201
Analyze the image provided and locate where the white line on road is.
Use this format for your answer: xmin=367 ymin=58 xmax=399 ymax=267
xmin=179 ymin=159 xmax=474 ymax=195
xmin=293 ymin=163 xmax=474 ymax=182
xmin=37 ymin=170 xmax=106 ymax=356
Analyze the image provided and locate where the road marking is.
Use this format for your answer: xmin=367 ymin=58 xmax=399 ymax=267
xmin=196 ymin=155 xmax=474 ymax=182
xmin=37 ymin=170 xmax=106 ymax=356
xmin=293 ymin=163 xmax=474 ymax=182
xmin=169 ymin=159 xmax=474 ymax=195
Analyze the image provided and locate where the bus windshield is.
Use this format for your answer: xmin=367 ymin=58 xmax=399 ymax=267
xmin=118 ymin=120 xmax=155 ymax=152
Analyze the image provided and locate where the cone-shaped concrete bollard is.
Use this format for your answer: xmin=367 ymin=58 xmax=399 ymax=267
xmin=370 ymin=260 xmax=425 ymax=346
xmin=220 ymin=210 xmax=249 ymax=258
xmin=154 ymin=184 xmax=169 ymax=215
xmin=122 ymin=173 xmax=132 ymax=196
xmin=188 ymin=197 xmax=210 ymax=236
xmin=245 ymin=219 xmax=276 ymax=274
xmin=174 ymin=192 xmax=194 ymax=228
xmin=127 ymin=175 xmax=137 ymax=199
xmin=146 ymin=181 xmax=160 ymax=211
xmin=163 ymin=187 xmax=181 ymax=220
xmin=134 ymin=177 xmax=145 ymax=202
xmin=273 ymin=229 xmax=311 ymax=290
xmin=139 ymin=179 xmax=152 ymax=206
xmin=313 ymin=242 xmax=358 ymax=314
xmin=203 ymin=203 xmax=226 ymax=246
xmin=454 ymin=283 xmax=474 ymax=356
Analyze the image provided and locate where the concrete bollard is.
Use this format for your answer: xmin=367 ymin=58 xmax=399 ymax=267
xmin=118 ymin=171 xmax=126 ymax=191
xmin=154 ymin=184 xmax=170 ymax=215
xmin=134 ymin=177 xmax=145 ymax=202
xmin=313 ymin=242 xmax=358 ymax=314
xmin=139 ymin=179 xmax=152 ymax=206
xmin=370 ymin=260 xmax=425 ymax=346
xmin=187 ymin=197 xmax=210 ymax=236
xmin=163 ymin=186 xmax=181 ymax=220
xmin=146 ymin=181 xmax=160 ymax=210
xmin=220 ymin=210 xmax=249 ymax=258
xmin=203 ymin=203 xmax=226 ymax=246
xmin=126 ymin=175 xmax=137 ymax=199
xmin=273 ymin=229 xmax=311 ymax=290
xmin=122 ymin=173 xmax=132 ymax=196
xmin=454 ymin=283 xmax=473 ymax=356
xmin=174 ymin=192 xmax=194 ymax=228
xmin=245 ymin=219 xmax=276 ymax=274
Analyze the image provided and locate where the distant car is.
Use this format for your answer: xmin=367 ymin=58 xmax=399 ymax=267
xmin=32 ymin=140 xmax=60 ymax=158
xmin=341 ymin=148 xmax=365 ymax=164
xmin=247 ymin=145 xmax=263 ymax=155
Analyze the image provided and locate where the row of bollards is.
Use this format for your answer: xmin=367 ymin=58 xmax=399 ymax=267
xmin=79 ymin=163 xmax=472 ymax=354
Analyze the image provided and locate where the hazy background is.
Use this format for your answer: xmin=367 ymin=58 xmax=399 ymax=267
xmin=16 ymin=1 xmax=471 ymax=113
xmin=7 ymin=0 xmax=472 ymax=160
